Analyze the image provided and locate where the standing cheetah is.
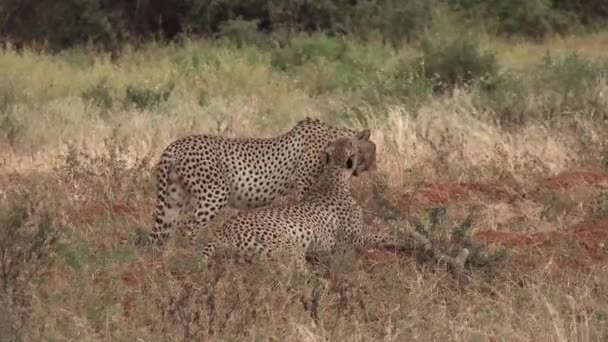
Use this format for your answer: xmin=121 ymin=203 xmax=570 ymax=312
xmin=200 ymin=137 xmax=404 ymax=271
xmin=145 ymin=117 xmax=376 ymax=248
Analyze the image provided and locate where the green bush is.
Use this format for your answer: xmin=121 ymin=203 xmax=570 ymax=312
xmin=475 ymin=72 xmax=527 ymax=126
xmin=534 ymin=52 xmax=608 ymax=117
xmin=537 ymin=52 xmax=601 ymax=96
xmin=215 ymin=18 xmax=268 ymax=48
xmin=494 ymin=0 xmax=576 ymax=39
xmin=340 ymin=0 xmax=435 ymax=43
xmin=383 ymin=66 xmax=434 ymax=103
xmin=0 ymin=81 xmax=17 ymax=116
xmin=124 ymin=83 xmax=174 ymax=111
xmin=448 ymin=0 xmax=578 ymax=39
xmin=415 ymin=34 xmax=500 ymax=93
xmin=2 ymin=0 xmax=125 ymax=50
xmin=81 ymin=78 xmax=114 ymax=111
xmin=553 ymin=0 xmax=608 ymax=26
xmin=0 ymin=113 xmax=21 ymax=146
xmin=270 ymin=35 xmax=349 ymax=71
xmin=410 ymin=206 xmax=508 ymax=279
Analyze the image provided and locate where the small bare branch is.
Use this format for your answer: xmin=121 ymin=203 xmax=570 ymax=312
xmin=409 ymin=230 xmax=470 ymax=282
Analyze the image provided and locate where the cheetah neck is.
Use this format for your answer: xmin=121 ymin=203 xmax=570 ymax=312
xmin=308 ymin=168 xmax=352 ymax=199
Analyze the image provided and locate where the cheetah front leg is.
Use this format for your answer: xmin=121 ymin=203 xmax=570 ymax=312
xmin=350 ymin=222 xmax=469 ymax=279
xmin=351 ymin=231 xmax=409 ymax=251
xmin=347 ymin=209 xmax=413 ymax=252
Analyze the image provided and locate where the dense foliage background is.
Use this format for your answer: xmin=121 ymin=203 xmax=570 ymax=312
xmin=2 ymin=0 xmax=607 ymax=50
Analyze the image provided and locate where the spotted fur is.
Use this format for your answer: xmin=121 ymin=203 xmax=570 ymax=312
xmin=201 ymin=137 xmax=402 ymax=271
xmin=145 ymin=117 xmax=376 ymax=248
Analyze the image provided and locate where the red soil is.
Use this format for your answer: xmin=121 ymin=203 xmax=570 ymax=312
xmin=473 ymin=218 xmax=608 ymax=258
xmin=64 ymin=164 xmax=608 ymax=294
xmin=534 ymin=166 xmax=608 ymax=192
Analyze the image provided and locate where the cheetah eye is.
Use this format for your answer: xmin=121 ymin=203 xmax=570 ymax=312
xmin=345 ymin=156 xmax=354 ymax=169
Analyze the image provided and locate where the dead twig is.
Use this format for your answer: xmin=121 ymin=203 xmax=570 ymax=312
xmin=409 ymin=230 xmax=471 ymax=283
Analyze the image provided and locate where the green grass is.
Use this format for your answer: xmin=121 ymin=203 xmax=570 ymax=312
xmin=1 ymin=33 xmax=607 ymax=153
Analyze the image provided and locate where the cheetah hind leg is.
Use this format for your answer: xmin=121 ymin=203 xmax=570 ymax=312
xmin=145 ymin=167 xmax=189 ymax=250
xmin=181 ymin=176 xmax=230 ymax=247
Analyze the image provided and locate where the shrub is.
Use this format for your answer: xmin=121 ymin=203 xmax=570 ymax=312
xmin=124 ymin=83 xmax=174 ymax=111
xmin=0 ymin=80 xmax=17 ymax=115
xmin=2 ymin=0 xmax=125 ymax=51
xmin=414 ymin=34 xmax=500 ymax=93
xmin=493 ymin=0 xmax=576 ymax=39
xmin=81 ymin=78 xmax=114 ymax=111
xmin=553 ymin=0 xmax=608 ymax=26
xmin=338 ymin=0 xmax=435 ymax=44
xmin=270 ymin=35 xmax=349 ymax=71
xmin=0 ymin=113 xmax=21 ymax=146
xmin=472 ymin=70 xmax=528 ymax=126
xmin=411 ymin=206 xmax=508 ymax=279
xmin=215 ymin=18 xmax=267 ymax=48
xmin=537 ymin=52 xmax=601 ymax=96
xmin=384 ymin=66 xmax=434 ymax=103
xmin=534 ymin=52 xmax=607 ymax=117
xmin=448 ymin=0 xmax=578 ymax=39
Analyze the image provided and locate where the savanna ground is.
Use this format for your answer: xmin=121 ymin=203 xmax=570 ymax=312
xmin=1 ymin=26 xmax=608 ymax=340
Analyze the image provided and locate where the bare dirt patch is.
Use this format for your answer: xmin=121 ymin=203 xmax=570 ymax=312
xmin=473 ymin=218 xmax=608 ymax=259
xmin=406 ymin=181 xmax=513 ymax=207
xmin=534 ymin=166 xmax=608 ymax=192
xmin=388 ymin=165 xmax=607 ymax=212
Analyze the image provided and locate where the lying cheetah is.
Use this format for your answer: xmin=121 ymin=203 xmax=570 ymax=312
xmin=144 ymin=117 xmax=377 ymax=248
xmin=200 ymin=137 xmax=403 ymax=270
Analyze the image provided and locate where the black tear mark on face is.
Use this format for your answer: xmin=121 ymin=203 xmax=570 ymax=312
xmin=323 ymin=151 xmax=331 ymax=165
xmin=346 ymin=156 xmax=353 ymax=169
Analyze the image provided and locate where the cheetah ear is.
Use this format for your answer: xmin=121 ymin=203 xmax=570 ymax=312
xmin=322 ymin=151 xmax=331 ymax=164
xmin=357 ymin=129 xmax=371 ymax=141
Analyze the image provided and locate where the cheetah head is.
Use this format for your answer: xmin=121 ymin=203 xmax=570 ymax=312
xmin=353 ymin=129 xmax=377 ymax=176
xmin=322 ymin=137 xmax=376 ymax=177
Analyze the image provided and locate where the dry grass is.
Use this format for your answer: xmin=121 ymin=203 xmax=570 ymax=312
xmin=489 ymin=31 xmax=608 ymax=70
xmin=1 ymin=33 xmax=608 ymax=341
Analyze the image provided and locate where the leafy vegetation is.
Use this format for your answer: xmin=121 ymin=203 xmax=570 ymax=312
xmin=2 ymin=0 xmax=607 ymax=50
